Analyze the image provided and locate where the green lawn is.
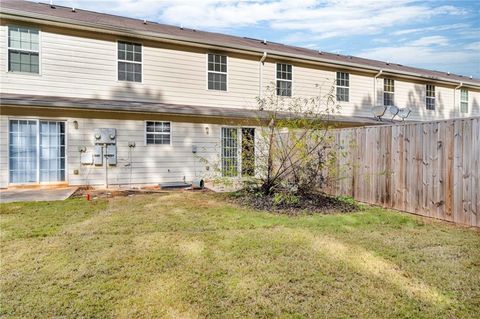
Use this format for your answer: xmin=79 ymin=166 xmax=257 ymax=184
xmin=1 ymin=192 xmax=479 ymax=318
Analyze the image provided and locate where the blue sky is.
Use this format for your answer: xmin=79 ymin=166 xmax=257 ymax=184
xmin=55 ymin=0 xmax=480 ymax=78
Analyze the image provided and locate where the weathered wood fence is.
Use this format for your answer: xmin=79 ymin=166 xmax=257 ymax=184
xmin=324 ymin=117 xmax=479 ymax=227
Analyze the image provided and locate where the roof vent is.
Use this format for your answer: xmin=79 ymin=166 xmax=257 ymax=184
xmin=447 ymin=72 xmax=450 ymax=75
xmin=386 ymin=61 xmax=390 ymax=65
xmin=71 ymin=7 xmax=76 ymax=12
xmin=262 ymin=39 xmax=267 ymax=45
xmin=180 ymin=24 xmax=184 ymax=30
xmin=143 ymin=19 xmax=147 ymax=24
xmin=49 ymin=0 xmax=55 ymax=8
xmin=318 ymin=50 xmax=323 ymax=54
xmin=470 ymin=75 xmax=473 ymax=79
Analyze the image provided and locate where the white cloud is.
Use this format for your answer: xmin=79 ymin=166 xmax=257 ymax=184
xmin=392 ymin=23 xmax=468 ymax=36
xmin=358 ymin=42 xmax=479 ymax=77
xmin=55 ymin=0 xmax=469 ymax=39
xmin=410 ymin=36 xmax=449 ymax=47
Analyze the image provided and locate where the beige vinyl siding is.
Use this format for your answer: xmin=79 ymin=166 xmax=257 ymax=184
xmin=1 ymin=22 xmax=479 ymax=122
xmin=0 ymin=108 xmax=265 ymax=187
xmin=0 ymin=113 xmax=222 ymax=187
xmin=0 ymin=23 xmax=260 ymax=109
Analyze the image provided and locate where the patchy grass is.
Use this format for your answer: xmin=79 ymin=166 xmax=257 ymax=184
xmin=1 ymin=192 xmax=479 ymax=318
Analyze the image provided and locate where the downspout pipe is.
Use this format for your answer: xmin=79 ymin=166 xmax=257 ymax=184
xmin=374 ymin=69 xmax=383 ymax=106
xmin=454 ymin=82 xmax=463 ymax=116
xmin=259 ymin=52 xmax=267 ymax=98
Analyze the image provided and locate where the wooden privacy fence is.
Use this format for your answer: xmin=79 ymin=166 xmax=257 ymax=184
xmin=324 ymin=117 xmax=479 ymax=227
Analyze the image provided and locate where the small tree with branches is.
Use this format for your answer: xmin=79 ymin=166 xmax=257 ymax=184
xmin=250 ymin=81 xmax=342 ymax=201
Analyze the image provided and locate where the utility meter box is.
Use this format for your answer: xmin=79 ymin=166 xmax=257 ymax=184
xmin=94 ymin=128 xmax=116 ymax=144
xmin=93 ymin=145 xmax=103 ymax=165
xmin=81 ymin=152 xmax=93 ymax=165
xmin=106 ymin=145 xmax=117 ymax=165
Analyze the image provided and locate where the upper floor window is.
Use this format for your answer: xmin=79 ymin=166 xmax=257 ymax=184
xmin=276 ymin=63 xmax=292 ymax=96
xmin=146 ymin=121 xmax=171 ymax=145
xmin=336 ymin=72 xmax=349 ymax=102
xmin=207 ymin=53 xmax=227 ymax=91
xmin=384 ymin=78 xmax=394 ymax=106
xmin=460 ymin=89 xmax=468 ymax=113
xmin=8 ymin=26 xmax=39 ymax=74
xmin=118 ymin=41 xmax=142 ymax=82
xmin=426 ymin=84 xmax=435 ymax=110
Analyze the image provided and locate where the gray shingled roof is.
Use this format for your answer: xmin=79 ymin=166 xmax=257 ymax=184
xmin=1 ymin=0 xmax=479 ymax=87
xmin=0 ymin=93 xmax=382 ymax=126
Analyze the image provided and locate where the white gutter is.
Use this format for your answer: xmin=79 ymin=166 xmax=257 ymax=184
xmin=259 ymin=52 xmax=267 ymax=98
xmin=374 ymin=69 xmax=383 ymax=105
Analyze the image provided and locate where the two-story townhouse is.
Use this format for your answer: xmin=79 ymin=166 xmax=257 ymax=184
xmin=0 ymin=0 xmax=479 ymax=189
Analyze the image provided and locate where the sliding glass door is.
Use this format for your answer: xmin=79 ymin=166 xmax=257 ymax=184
xmin=9 ymin=120 xmax=66 ymax=184
xmin=39 ymin=121 xmax=66 ymax=182
xmin=9 ymin=120 xmax=38 ymax=183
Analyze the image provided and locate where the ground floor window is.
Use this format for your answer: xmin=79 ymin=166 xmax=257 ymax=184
xmin=221 ymin=127 xmax=238 ymax=177
xmin=9 ymin=119 xmax=65 ymax=184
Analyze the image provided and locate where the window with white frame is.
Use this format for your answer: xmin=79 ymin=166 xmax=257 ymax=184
xmin=336 ymin=72 xmax=349 ymax=102
xmin=276 ymin=63 xmax=292 ymax=96
xmin=207 ymin=53 xmax=227 ymax=91
xmin=460 ymin=88 xmax=468 ymax=113
xmin=8 ymin=26 xmax=39 ymax=73
xmin=426 ymin=84 xmax=435 ymax=110
xmin=146 ymin=121 xmax=171 ymax=145
xmin=384 ymin=78 xmax=394 ymax=106
xmin=118 ymin=41 xmax=142 ymax=82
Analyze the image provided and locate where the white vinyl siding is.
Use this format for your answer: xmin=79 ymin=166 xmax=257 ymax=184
xmin=460 ymin=89 xmax=468 ymax=113
xmin=384 ymin=78 xmax=394 ymax=106
xmin=0 ymin=25 xmax=479 ymax=123
xmin=336 ymin=72 xmax=349 ymax=102
xmin=207 ymin=53 xmax=227 ymax=91
xmin=117 ymin=41 xmax=142 ymax=82
xmin=7 ymin=26 xmax=39 ymax=74
xmin=276 ymin=63 xmax=292 ymax=96
xmin=426 ymin=84 xmax=435 ymax=110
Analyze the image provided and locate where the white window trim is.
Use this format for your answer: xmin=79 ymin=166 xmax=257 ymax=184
xmin=426 ymin=84 xmax=435 ymax=111
xmin=116 ymin=40 xmax=143 ymax=83
xmin=144 ymin=121 xmax=172 ymax=146
xmin=276 ymin=63 xmax=293 ymax=97
xmin=6 ymin=25 xmax=41 ymax=76
xmin=7 ymin=117 xmax=68 ymax=185
xmin=206 ymin=53 xmax=228 ymax=92
xmin=383 ymin=78 xmax=395 ymax=106
xmin=336 ymin=71 xmax=350 ymax=102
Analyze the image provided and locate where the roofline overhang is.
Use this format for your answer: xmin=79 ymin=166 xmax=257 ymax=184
xmin=0 ymin=95 xmax=383 ymax=127
xmin=1 ymin=9 xmax=479 ymax=89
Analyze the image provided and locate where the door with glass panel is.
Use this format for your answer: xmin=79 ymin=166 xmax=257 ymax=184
xmin=221 ymin=128 xmax=238 ymax=177
xmin=9 ymin=120 xmax=65 ymax=184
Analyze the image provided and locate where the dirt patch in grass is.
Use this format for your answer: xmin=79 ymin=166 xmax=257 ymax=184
xmin=230 ymin=191 xmax=359 ymax=215
xmin=71 ymin=186 xmax=207 ymax=199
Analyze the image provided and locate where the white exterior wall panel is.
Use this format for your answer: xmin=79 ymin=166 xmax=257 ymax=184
xmin=0 ymin=114 xmax=232 ymax=188
xmin=1 ymin=23 xmax=479 ymax=121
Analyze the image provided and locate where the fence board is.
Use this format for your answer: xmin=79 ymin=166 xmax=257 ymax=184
xmin=326 ymin=117 xmax=479 ymax=227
